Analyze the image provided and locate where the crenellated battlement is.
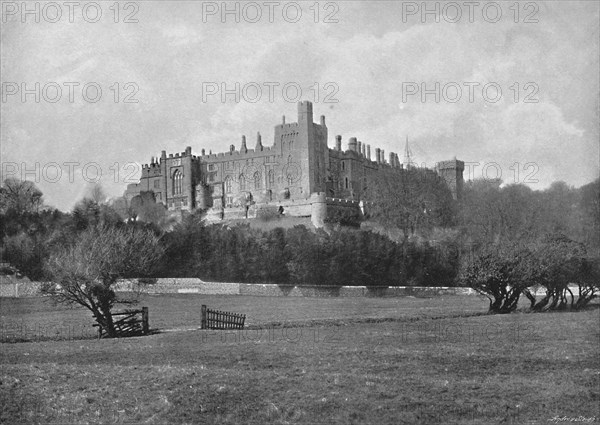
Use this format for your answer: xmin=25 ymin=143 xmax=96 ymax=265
xmin=124 ymin=100 xmax=464 ymax=220
xmin=326 ymin=197 xmax=361 ymax=206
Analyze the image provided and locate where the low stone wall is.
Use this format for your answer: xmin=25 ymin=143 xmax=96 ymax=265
xmin=0 ymin=282 xmax=43 ymax=297
xmin=1 ymin=278 xmax=481 ymax=298
xmin=113 ymin=279 xmax=240 ymax=295
xmin=238 ymin=284 xmax=476 ymax=297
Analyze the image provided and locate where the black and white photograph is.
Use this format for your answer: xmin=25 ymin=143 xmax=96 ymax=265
xmin=1 ymin=1 xmax=599 ymax=423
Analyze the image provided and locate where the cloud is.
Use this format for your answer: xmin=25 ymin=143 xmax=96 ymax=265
xmin=1 ymin=1 xmax=598 ymax=210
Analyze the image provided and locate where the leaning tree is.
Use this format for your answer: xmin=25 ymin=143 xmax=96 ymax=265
xmin=460 ymin=242 xmax=537 ymax=314
xmin=43 ymin=225 xmax=164 ymax=337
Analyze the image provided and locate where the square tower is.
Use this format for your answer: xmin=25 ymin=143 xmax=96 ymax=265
xmin=436 ymin=159 xmax=465 ymax=201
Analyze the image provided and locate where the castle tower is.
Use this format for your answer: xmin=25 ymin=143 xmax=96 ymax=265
xmin=436 ymin=158 xmax=465 ymax=201
xmin=273 ymin=100 xmax=328 ymax=197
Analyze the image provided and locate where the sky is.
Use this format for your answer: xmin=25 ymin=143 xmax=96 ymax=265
xmin=1 ymin=1 xmax=599 ymax=211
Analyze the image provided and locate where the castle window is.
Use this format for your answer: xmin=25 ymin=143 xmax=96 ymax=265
xmin=173 ymin=170 xmax=183 ymax=195
xmin=254 ymin=171 xmax=261 ymax=190
xmin=239 ymin=174 xmax=245 ymax=190
xmin=342 ymin=161 xmax=345 ymax=171
xmin=268 ymin=170 xmax=274 ymax=188
xmin=345 ymin=177 xmax=348 ymax=189
xmin=225 ymin=176 xmax=232 ymax=193
xmin=226 ymin=195 xmax=233 ymax=208
xmin=289 ymin=141 xmax=294 ymax=151
xmin=154 ymin=180 xmax=160 ymax=189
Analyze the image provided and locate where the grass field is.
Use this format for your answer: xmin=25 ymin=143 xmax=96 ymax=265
xmin=1 ymin=294 xmax=598 ymax=424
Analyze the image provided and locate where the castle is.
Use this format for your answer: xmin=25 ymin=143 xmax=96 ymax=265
xmin=124 ymin=101 xmax=464 ymax=227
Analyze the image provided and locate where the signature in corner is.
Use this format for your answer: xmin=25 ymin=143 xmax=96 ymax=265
xmin=548 ymin=416 xmax=597 ymax=423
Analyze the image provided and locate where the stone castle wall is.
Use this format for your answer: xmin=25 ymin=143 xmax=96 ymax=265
xmin=123 ymin=101 xmax=465 ymax=226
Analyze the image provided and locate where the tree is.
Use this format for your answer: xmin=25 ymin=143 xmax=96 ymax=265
xmin=72 ymin=198 xmax=122 ymax=230
xmin=43 ymin=225 xmax=164 ymax=338
xmin=523 ymin=235 xmax=599 ymax=311
xmin=577 ymin=179 xmax=600 ymax=253
xmin=460 ymin=242 xmax=536 ymax=314
xmin=0 ymin=178 xmax=43 ymax=215
xmin=85 ymin=183 xmax=107 ymax=204
xmin=364 ymin=168 xmax=455 ymax=239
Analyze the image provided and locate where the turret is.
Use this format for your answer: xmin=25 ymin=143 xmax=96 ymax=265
xmin=298 ymin=100 xmax=313 ymax=124
xmin=436 ymin=159 xmax=465 ymax=201
xmin=256 ymin=132 xmax=263 ymax=151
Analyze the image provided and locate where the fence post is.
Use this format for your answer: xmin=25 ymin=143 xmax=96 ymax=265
xmin=142 ymin=307 xmax=149 ymax=335
xmin=201 ymin=305 xmax=207 ymax=329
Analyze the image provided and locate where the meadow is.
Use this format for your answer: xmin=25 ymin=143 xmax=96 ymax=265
xmin=1 ymin=294 xmax=598 ymax=424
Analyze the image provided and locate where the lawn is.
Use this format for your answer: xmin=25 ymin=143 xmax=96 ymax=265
xmin=0 ymin=293 xmax=490 ymax=342
xmin=1 ymin=295 xmax=598 ymax=424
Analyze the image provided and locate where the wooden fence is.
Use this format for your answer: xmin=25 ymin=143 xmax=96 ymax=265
xmin=93 ymin=307 xmax=149 ymax=338
xmin=201 ymin=305 xmax=245 ymax=329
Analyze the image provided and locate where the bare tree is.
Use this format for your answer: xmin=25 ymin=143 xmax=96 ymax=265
xmin=43 ymin=225 xmax=164 ymax=337
xmin=85 ymin=183 xmax=107 ymax=204
xmin=0 ymin=178 xmax=44 ymax=214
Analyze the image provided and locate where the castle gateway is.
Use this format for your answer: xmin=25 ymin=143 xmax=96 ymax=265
xmin=124 ymin=101 xmax=464 ymax=227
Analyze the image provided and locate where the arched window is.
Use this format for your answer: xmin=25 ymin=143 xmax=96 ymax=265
xmin=268 ymin=170 xmax=274 ymax=188
xmin=254 ymin=171 xmax=261 ymax=190
xmin=173 ymin=170 xmax=183 ymax=195
xmin=289 ymin=140 xmax=294 ymax=151
xmin=225 ymin=176 xmax=232 ymax=194
xmin=239 ymin=174 xmax=245 ymax=190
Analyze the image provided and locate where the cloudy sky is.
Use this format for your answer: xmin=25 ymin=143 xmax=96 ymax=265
xmin=2 ymin=1 xmax=598 ymax=210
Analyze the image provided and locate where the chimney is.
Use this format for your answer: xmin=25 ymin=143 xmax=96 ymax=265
xmin=241 ymin=135 xmax=247 ymax=153
xmin=256 ymin=132 xmax=263 ymax=151
xmin=282 ymin=115 xmax=286 ymax=124
xmin=375 ymin=148 xmax=381 ymax=164
xmin=367 ymin=145 xmax=371 ymax=160
xmin=336 ymin=135 xmax=342 ymax=151
xmin=320 ymin=115 xmax=326 ymax=126
xmin=348 ymin=137 xmax=358 ymax=152
xmin=358 ymin=141 xmax=362 ymax=157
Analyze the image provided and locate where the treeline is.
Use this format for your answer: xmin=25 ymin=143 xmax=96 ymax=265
xmin=158 ymin=217 xmax=459 ymax=287
xmin=1 ymin=178 xmax=459 ymax=287
xmin=1 ymin=175 xmax=599 ymax=305
xmin=459 ymin=179 xmax=599 ymax=252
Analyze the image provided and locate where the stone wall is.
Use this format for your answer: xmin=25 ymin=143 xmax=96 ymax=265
xmin=1 ymin=279 xmax=485 ymax=298
xmin=238 ymin=284 xmax=475 ymax=297
xmin=0 ymin=282 xmax=43 ymax=297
